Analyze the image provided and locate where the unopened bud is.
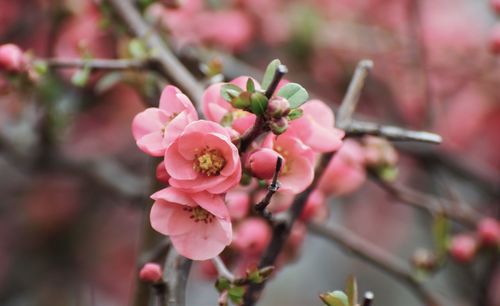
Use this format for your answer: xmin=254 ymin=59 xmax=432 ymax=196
xmin=156 ymin=161 xmax=170 ymax=185
xmin=231 ymin=92 xmax=251 ymax=109
xmin=139 ymin=263 xmax=163 ymax=283
xmin=0 ymin=44 xmax=26 ymax=72
xmin=267 ymin=96 xmax=290 ymax=118
xmin=411 ymin=248 xmax=437 ymax=271
xmin=320 ymin=291 xmax=348 ymax=306
xmin=450 ymin=234 xmax=477 ymax=263
xmin=269 ymin=117 xmax=288 ymax=135
xmin=477 ymin=218 xmax=500 ymax=246
xmin=246 ymin=148 xmax=283 ymax=180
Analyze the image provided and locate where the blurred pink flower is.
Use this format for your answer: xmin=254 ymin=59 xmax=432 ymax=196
xmin=165 ymin=120 xmax=241 ymax=194
xmin=150 ymin=187 xmax=232 ymax=260
xmin=449 ymin=234 xmax=477 ymax=263
xmin=202 ymin=76 xmax=258 ymax=134
xmin=225 ymin=190 xmax=250 ymax=220
xmin=318 ymin=140 xmax=366 ymax=196
xmin=477 ymin=218 xmax=500 ymax=247
xmin=132 ymin=85 xmax=198 ymax=156
xmin=284 ymin=99 xmax=344 ymax=153
xmin=0 ymin=44 xmax=26 ymax=72
xmin=139 ymin=263 xmax=163 ymax=283
xmin=232 ymin=218 xmax=271 ymax=255
xmin=300 ymin=189 xmax=328 ymax=222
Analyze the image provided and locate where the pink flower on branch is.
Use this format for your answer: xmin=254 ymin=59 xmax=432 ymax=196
xmin=164 ymin=120 xmax=241 ymax=194
xmin=150 ymin=187 xmax=232 ymax=260
xmin=132 ymin=85 xmax=198 ymax=156
xmin=0 ymin=44 xmax=26 ymax=72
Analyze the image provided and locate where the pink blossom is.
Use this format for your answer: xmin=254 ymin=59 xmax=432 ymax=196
xmin=225 ymin=190 xmax=250 ymax=220
xmin=489 ymin=24 xmax=500 ymax=54
xmin=300 ymin=189 xmax=328 ymax=222
xmin=202 ymin=76 xmax=259 ymax=134
xmin=0 ymin=44 xmax=26 ymax=72
xmin=165 ymin=120 xmax=241 ymax=194
xmin=265 ymin=134 xmax=315 ymax=194
xmin=132 ymin=85 xmax=198 ymax=156
xmin=246 ymin=148 xmax=283 ymax=180
xmin=233 ymin=218 xmax=271 ymax=255
xmin=139 ymin=263 xmax=163 ymax=283
xmin=318 ymin=140 xmax=366 ymax=196
xmin=156 ymin=161 xmax=170 ymax=185
xmin=150 ymin=187 xmax=232 ymax=260
xmin=284 ymin=99 xmax=344 ymax=153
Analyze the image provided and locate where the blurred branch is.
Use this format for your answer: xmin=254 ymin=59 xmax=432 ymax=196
xmin=308 ymin=222 xmax=442 ymax=306
xmin=345 ymin=120 xmax=442 ymax=144
xmin=164 ymin=250 xmax=192 ymax=306
xmin=106 ymin=0 xmax=204 ymax=108
xmin=35 ymin=58 xmax=159 ymax=71
xmin=336 ymin=59 xmax=374 ymax=128
xmin=212 ymin=256 xmax=235 ymax=282
xmin=369 ymin=171 xmax=482 ymax=228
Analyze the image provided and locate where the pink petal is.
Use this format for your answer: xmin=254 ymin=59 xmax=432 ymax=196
xmin=206 ymin=163 xmax=242 ymax=194
xmin=132 ymin=108 xmax=169 ymax=140
xmin=136 ymin=132 xmax=167 ymax=157
xmin=151 ymin=187 xmax=197 ymax=207
xmin=159 ymin=85 xmax=197 ymax=119
xmin=164 ymin=111 xmax=194 ymax=146
xmin=280 ymin=157 xmax=314 ymax=194
xmin=164 ymin=141 xmax=198 ymax=180
xmin=150 ymin=200 xmax=196 ymax=236
xmin=191 ymin=192 xmax=229 ymax=219
xmin=302 ymin=100 xmax=334 ymax=127
xmin=170 ymin=219 xmax=232 ymax=260
xmin=183 ymin=120 xmax=231 ymax=139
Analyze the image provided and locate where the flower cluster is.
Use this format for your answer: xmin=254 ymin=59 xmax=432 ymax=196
xmin=132 ymin=60 xmax=347 ymax=262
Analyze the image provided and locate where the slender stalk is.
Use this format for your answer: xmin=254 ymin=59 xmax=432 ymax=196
xmin=35 ymin=58 xmax=155 ymax=70
xmin=346 ymin=121 xmax=442 ymax=144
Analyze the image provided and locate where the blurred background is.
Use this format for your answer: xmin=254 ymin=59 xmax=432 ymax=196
xmin=0 ymin=0 xmax=499 ymax=305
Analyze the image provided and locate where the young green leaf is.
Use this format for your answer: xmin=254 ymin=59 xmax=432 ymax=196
xmin=345 ymin=276 xmax=358 ymax=306
xmin=249 ymin=92 xmax=268 ymax=116
xmin=246 ymin=78 xmax=256 ymax=93
xmin=71 ymin=66 xmax=91 ymax=87
xmin=433 ymin=214 xmax=450 ymax=261
xmin=220 ymin=84 xmax=243 ymax=102
xmin=261 ymin=59 xmax=281 ymax=91
xmin=277 ymin=83 xmax=309 ymax=108
xmin=320 ymin=291 xmax=349 ymax=306
xmin=287 ymin=108 xmax=303 ymax=120
xmin=228 ymin=286 xmax=245 ymax=304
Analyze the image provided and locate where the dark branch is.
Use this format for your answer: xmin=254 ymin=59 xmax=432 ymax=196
xmin=362 ymin=292 xmax=374 ymax=306
xmin=35 ymin=58 xmax=157 ymax=71
xmin=254 ymin=156 xmax=283 ymax=217
xmin=264 ymin=64 xmax=288 ymax=98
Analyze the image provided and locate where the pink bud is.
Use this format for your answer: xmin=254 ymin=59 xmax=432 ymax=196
xmin=225 ymin=190 xmax=250 ymax=220
xmin=0 ymin=44 xmax=26 ymax=72
xmin=246 ymin=148 xmax=283 ymax=180
xmin=491 ymin=0 xmax=500 ymax=14
xmin=233 ymin=218 xmax=271 ymax=254
xmin=489 ymin=24 xmax=500 ymax=54
xmin=139 ymin=263 xmax=163 ymax=283
xmin=450 ymin=234 xmax=477 ymax=263
xmin=156 ymin=161 xmax=170 ymax=185
xmin=478 ymin=218 xmax=500 ymax=246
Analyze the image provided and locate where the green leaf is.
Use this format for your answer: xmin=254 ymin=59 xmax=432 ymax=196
xmin=433 ymin=214 xmax=450 ymax=260
xmin=287 ymin=108 xmax=303 ymax=120
xmin=71 ymin=66 xmax=91 ymax=87
xmin=95 ymin=72 xmax=124 ymax=94
xmin=220 ymin=84 xmax=243 ymax=102
xmin=247 ymin=269 xmax=264 ymax=284
xmin=320 ymin=291 xmax=349 ymax=306
xmin=261 ymin=59 xmax=281 ymax=91
xmin=277 ymin=83 xmax=309 ymax=108
xmin=246 ymin=78 xmax=256 ymax=93
xmin=345 ymin=276 xmax=357 ymax=306
xmin=249 ymin=92 xmax=268 ymax=116
xmin=215 ymin=277 xmax=231 ymax=292
xmin=228 ymin=286 xmax=245 ymax=304
xmin=33 ymin=61 xmax=48 ymax=75
xmin=231 ymin=91 xmax=251 ymax=109
xmin=128 ymin=39 xmax=148 ymax=59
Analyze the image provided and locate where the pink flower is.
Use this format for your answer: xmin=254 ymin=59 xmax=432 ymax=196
xmin=478 ymin=218 xmax=500 ymax=246
xmin=232 ymin=218 xmax=271 ymax=255
xmin=318 ymin=140 xmax=366 ymax=196
xmin=0 ymin=44 xmax=26 ymax=72
xmin=225 ymin=190 xmax=250 ymax=220
xmin=139 ymin=263 xmax=163 ymax=283
xmin=300 ymin=189 xmax=328 ymax=222
xmin=132 ymin=85 xmax=198 ymax=156
xmin=150 ymin=187 xmax=232 ymax=260
xmin=165 ymin=120 xmax=241 ymax=194
xmin=156 ymin=161 xmax=170 ymax=185
xmin=284 ymin=99 xmax=344 ymax=153
xmin=202 ymin=76 xmax=259 ymax=134
xmin=255 ymin=189 xmax=294 ymax=213
xmin=263 ymin=134 xmax=315 ymax=194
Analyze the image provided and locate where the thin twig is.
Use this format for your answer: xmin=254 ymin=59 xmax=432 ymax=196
xmin=264 ymin=65 xmax=288 ymax=99
xmin=35 ymin=58 xmax=156 ymax=71
xmin=254 ymin=157 xmax=283 ymax=217
xmin=212 ymin=256 xmax=235 ymax=282
xmin=345 ymin=121 xmax=442 ymax=144
xmin=308 ymin=222 xmax=442 ymax=306
xmin=107 ymin=0 xmax=204 ymax=108
xmin=336 ymin=59 xmax=373 ymax=128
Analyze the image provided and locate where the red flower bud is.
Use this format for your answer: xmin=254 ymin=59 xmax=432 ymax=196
xmin=489 ymin=24 xmax=500 ymax=54
xmin=156 ymin=161 xmax=170 ymax=185
xmin=246 ymin=148 xmax=283 ymax=180
xmin=139 ymin=263 xmax=163 ymax=283
xmin=478 ymin=218 xmax=500 ymax=246
xmin=450 ymin=234 xmax=477 ymax=263
xmin=0 ymin=44 xmax=26 ymax=72
xmin=267 ymin=96 xmax=290 ymax=118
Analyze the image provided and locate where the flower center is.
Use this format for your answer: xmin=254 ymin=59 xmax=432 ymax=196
xmin=183 ymin=206 xmax=214 ymax=223
xmin=160 ymin=112 xmax=180 ymax=136
xmin=193 ymin=147 xmax=226 ymax=176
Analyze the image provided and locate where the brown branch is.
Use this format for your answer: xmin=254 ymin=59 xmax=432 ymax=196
xmin=362 ymin=292 xmax=374 ymax=306
xmin=345 ymin=120 xmax=442 ymax=144
xmin=308 ymin=222 xmax=442 ymax=306
xmin=35 ymin=58 xmax=156 ymax=71
xmin=106 ymin=0 xmax=204 ymax=108
xmin=336 ymin=59 xmax=373 ymax=128
xmin=254 ymin=156 xmax=283 ymax=218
